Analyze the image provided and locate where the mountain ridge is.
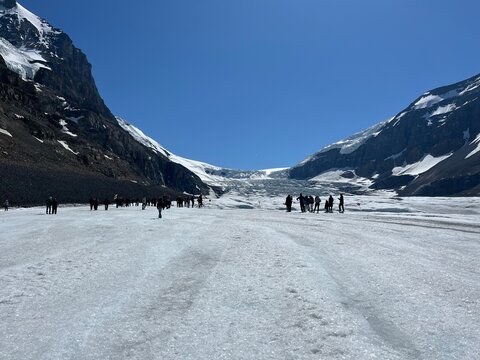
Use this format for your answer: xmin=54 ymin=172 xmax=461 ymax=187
xmin=0 ymin=2 xmax=211 ymax=205
xmin=289 ymin=72 xmax=480 ymax=196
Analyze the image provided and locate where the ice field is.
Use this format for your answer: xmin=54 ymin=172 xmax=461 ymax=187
xmin=1 ymin=194 xmax=479 ymax=359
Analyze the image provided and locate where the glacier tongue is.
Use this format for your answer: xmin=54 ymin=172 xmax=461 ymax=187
xmin=0 ymin=37 xmax=50 ymax=80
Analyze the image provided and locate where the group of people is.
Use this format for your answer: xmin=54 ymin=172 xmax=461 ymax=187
xmin=285 ymin=193 xmax=345 ymax=213
xmin=85 ymin=193 xmax=205 ymax=219
xmin=46 ymin=196 xmax=59 ymax=214
xmin=175 ymin=195 xmax=204 ymax=208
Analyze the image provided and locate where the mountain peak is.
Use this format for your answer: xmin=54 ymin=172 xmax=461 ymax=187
xmin=0 ymin=0 xmax=16 ymax=9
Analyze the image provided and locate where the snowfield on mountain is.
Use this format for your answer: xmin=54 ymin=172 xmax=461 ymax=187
xmin=1 ymin=194 xmax=479 ymax=360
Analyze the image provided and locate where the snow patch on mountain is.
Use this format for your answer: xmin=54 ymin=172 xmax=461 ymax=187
xmin=465 ymin=133 xmax=480 ymax=159
xmin=116 ymin=116 xmax=230 ymax=185
xmin=413 ymin=90 xmax=459 ymax=110
xmin=0 ymin=128 xmax=12 ymax=137
xmin=459 ymin=76 xmax=480 ymax=96
xmin=310 ymin=169 xmax=374 ymax=191
xmin=0 ymin=2 xmax=58 ymax=41
xmin=0 ymin=37 xmax=50 ymax=80
xmin=115 ymin=116 xmax=290 ymax=188
xmin=429 ymin=103 xmax=457 ymax=117
xmin=392 ymin=153 xmax=452 ymax=176
xmin=59 ymin=120 xmax=77 ymax=137
xmin=57 ymin=140 xmax=78 ymax=155
xmin=116 ymin=117 xmax=170 ymax=158
xmin=299 ymin=119 xmax=390 ymax=165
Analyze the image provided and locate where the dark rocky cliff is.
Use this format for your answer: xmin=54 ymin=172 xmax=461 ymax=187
xmin=0 ymin=2 xmax=210 ymax=205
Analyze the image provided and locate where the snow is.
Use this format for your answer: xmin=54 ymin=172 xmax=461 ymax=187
xmin=57 ymin=140 xmax=78 ymax=155
xmin=428 ymin=103 xmax=457 ymax=117
xmin=33 ymin=136 xmax=43 ymax=143
xmin=0 ymin=38 xmax=50 ymax=80
xmin=391 ymin=111 xmax=408 ymax=127
xmin=0 ymin=2 xmax=58 ymax=79
xmin=59 ymin=120 xmax=77 ymax=137
xmin=459 ymin=77 xmax=480 ymax=96
xmin=384 ymin=148 xmax=406 ymax=161
xmin=115 ymin=116 xmax=287 ymax=188
xmin=15 ymin=3 xmax=54 ymax=36
xmin=1 ymin=196 xmax=479 ymax=359
xmin=0 ymin=2 xmax=58 ymax=40
xmin=392 ymin=153 xmax=452 ymax=176
xmin=298 ymin=120 xmax=390 ymax=165
xmin=116 ymin=117 xmax=170 ymax=158
xmin=465 ymin=133 xmax=480 ymax=159
xmin=0 ymin=128 xmax=12 ymax=137
xmin=413 ymin=89 xmax=459 ymax=110
xmin=310 ymin=169 xmax=373 ymax=191
xmin=259 ymin=167 xmax=289 ymax=176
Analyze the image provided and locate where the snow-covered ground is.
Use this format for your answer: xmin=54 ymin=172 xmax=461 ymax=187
xmin=1 ymin=195 xmax=479 ymax=360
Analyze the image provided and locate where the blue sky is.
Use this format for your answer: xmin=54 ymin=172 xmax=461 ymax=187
xmin=21 ymin=0 xmax=480 ymax=169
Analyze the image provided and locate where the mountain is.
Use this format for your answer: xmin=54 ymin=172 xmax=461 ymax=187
xmin=0 ymin=1 xmax=210 ymax=205
xmin=289 ymin=73 xmax=480 ymax=196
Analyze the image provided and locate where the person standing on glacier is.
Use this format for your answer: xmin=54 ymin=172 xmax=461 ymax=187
xmin=285 ymin=195 xmax=293 ymax=212
xmin=296 ymin=193 xmax=306 ymax=213
xmin=338 ymin=194 xmax=345 ymax=213
xmin=314 ymin=196 xmax=321 ymax=213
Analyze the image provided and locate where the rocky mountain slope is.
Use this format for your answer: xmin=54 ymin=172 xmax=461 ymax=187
xmin=0 ymin=0 xmax=210 ymax=205
xmin=289 ymin=73 xmax=480 ymax=196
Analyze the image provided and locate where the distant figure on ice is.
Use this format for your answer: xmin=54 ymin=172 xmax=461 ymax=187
xmin=328 ymin=195 xmax=334 ymax=213
xmin=338 ymin=194 xmax=345 ymax=213
xmin=89 ymin=197 xmax=94 ymax=211
xmin=157 ymin=198 xmax=164 ymax=218
xmin=93 ymin=198 xmax=99 ymax=211
xmin=142 ymin=196 xmax=147 ymax=210
xmin=46 ymin=197 xmax=53 ymax=214
xmin=285 ymin=195 xmax=293 ymax=212
xmin=104 ymin=198 xmax=110 ymax=210
xmin=52 ymin=198 xmax=58 ymax=214
xmin=324 ymin=198 xmax=329 ymax=213
xmin=198 ymin=194 xmax=203 ymax=208
xmin=4 ymin=199 xmax=9 ymax=211
xmin=314 ymin=196 xmax=321 ymax=213
xmin=308 ymin=195 xmax=314 ymax=212
xmin=191 ymin=195 xmax=195 ymax=208
xmin=296 ymin=193 xmax=306 ymax=213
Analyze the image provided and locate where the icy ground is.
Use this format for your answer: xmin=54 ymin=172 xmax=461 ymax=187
xmin=1 ymin=195 xmax=479 ymax=360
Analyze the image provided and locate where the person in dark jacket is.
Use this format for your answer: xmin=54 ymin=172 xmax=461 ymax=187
xmin=46 ymin=197 xmax=53 ymax=214
xmin=285 ymin=195 xmax=293 ymax=212
xmin=328 ymin=195 xmax=334 ymax=213
xmin=338 ymin=194 xmax=345 ymax=213
xmin=296 ymin=194 xmax=305 ymax=213
xmin=93 ymin=198 xmax=99 ymax=211
xmin=314 ymin=196 xmax=321 ymax=213
xmin=4 ymin=199 xmax=9 ymax=211
xmin=104 ymin=198 xmax=110 ymax=210
xmin=157 ymin=198 xmax=164 ymax=218
xmin=89 ymin=197 xmax=94 ymax=211
xmin=52 ymin=198 xmax=58 ymax=214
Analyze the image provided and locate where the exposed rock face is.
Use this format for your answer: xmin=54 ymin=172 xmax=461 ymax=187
xmin=0 ymin=4 xmax=210 ymax=205
xmin=289 ymin=74 xmax=480 ymax=196
xmin=0 ymin=0 xmax=16 ymax=9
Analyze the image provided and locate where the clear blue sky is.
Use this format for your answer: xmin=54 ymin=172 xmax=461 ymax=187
xmin=21 ymin=0 xmax=480 ymax=170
